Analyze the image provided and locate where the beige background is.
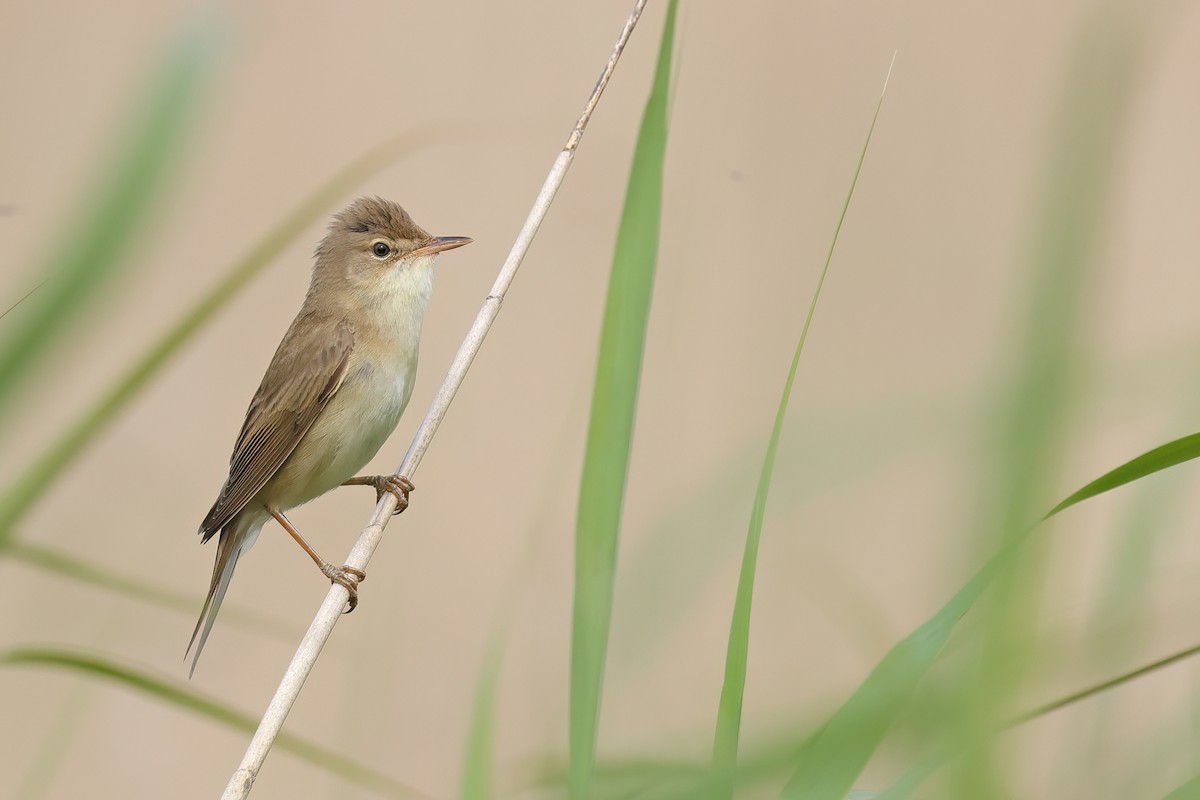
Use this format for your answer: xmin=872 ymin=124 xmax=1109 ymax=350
xmin=3 ymin=0 xmax=1200 ymax=798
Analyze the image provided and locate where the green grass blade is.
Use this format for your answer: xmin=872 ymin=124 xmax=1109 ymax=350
xmin=459 ymin=426 xmax=588 ymax=799
xmin=780 ymin=559 xmax=1005 ymax=800
xmin=15 ymin=680 xmax=95 ymax=800
xmin=1060 ymin=389 xmax=1200 ymax=789
xmin=0 ymin=279 xmax=48 ymax=324
xmin=6 ymin=541 xmax=291 ymax=637
xmin=1164 ymin=776 xmax=1200 ymax=800
xmin=780 ymin=10 xmax=1144 ymax=798
xmin=0 ymin=647 xmax=426 ymax=798
xmin=710 ymin=56 xmax=894 ymax=798
xmin=942 ymin=10 xmax=1147 ymax=796
xmin=521 ymin=756 xmax=702 ymax=798
xmin=1044 ymin=432 xmax=1200 ymax=519
xmin=876 ymin=639 xmax=1200 ymax=799
xmin=1005 ymin=642 xmax=1200 ymax=730
xmin=0 ymin=22 xmax=221 ymax=418
xmin=537 ymin=620 xmax=1200 ymax=798
xmin=0 ymin=133 xmax=432 ymax=545
xmin=569 ymin=3 xmax=678 ymax=797
xmin=461 ymin=636 xmax=505 ymax=800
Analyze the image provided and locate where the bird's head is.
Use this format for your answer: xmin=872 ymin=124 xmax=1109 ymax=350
xmin=308 ymin=196 xmax=471 ymax=313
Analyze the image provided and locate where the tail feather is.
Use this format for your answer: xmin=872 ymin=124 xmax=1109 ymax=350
xmin=187 ymin=516 xmax=261 ymax=677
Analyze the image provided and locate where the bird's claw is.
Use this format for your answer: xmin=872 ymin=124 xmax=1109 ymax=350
xmin=322 ymin=563 xmax=367 ymax=613
xmin=344 ymin=474 xmax=415 ymax=515
xmin=371 ymin=475 xmax=414 ymax=514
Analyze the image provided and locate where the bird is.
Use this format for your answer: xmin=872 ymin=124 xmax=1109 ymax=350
xmin=187 ymin=196 xmax=471 ymax=676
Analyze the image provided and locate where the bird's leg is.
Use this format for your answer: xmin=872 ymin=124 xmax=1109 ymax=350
xmin=341 ymin=474 xmax=415 ymax=515
xmin=269 ymin=509 xmax=365 ymax=613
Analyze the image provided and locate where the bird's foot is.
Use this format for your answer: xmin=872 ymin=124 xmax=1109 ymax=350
xmin=343 ymin=474 xmax=415 ymax=515
xmin=321 ymin=563 xmax=367 ymax=613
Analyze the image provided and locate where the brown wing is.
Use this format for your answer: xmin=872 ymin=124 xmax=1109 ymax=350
xmin=199 ymin=315 xmax=354 ymax=542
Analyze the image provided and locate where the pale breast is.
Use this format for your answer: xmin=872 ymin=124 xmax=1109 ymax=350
xmin=259 ymin=257 xmax=435 ymax=512
xmin=261 ymin=358 xmax=416 ymax=510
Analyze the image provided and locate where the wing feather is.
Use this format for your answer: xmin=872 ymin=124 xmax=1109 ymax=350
xmin=199 ymin=315 xmax=354 ymax=541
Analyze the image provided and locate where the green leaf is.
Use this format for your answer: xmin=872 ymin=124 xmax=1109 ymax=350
xmin=461 ymin=636 xmax=504 ymax=800
xmin=1045 ymin=432 xmax=1200 ymax=519
xmin=569 ymin=3 xmax=678 ymax=797
xmin=1164 ymin=775 xmax=1200 ymax=800
xmin=710 ymin=56 xmax=893 ymax=798
xmin=0 ymin=21 xmax=221 ymax=419
xmin=1005 ymin=641 xmax=1200 ymax=729
xmin=15 ymin=679 xmax=95 ymax=800
xmin=0 ymin=279 xmax=48 ymax=324
xmin=781 ymin=10 xmax=1146 ymax=798
xmin=877 ymin=640 xmax=1200 ymax=799
xmin=780 ymin=561 xmax=1003 ymax=800
xmin=0 ymin=647 xmax=425 ymax=798
xmin=6 ymin=541 xmax=291 ymax=637
xmin=0 ymin=132 xmax=432 ymax=545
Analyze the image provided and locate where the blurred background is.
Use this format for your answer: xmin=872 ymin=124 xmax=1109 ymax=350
xmin=2 ymin=0 xmax=1200 ymax=798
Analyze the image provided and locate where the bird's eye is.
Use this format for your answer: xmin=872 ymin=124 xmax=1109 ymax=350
xmin=371 ymin=241 xmax=391 ymax=258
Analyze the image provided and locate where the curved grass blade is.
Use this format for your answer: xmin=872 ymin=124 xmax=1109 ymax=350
xmin=521 ymin=755 xmax=699 ymax=796
xmin=0 ymin=21 xmax=221 ymax=419
xmin=6 ymin=541 xmax=291 ymax=638
xmin=461 ymin=636 xmax=505 ymax=800
xmin=568 ymin=2 xmax=678 ymax=797
xmin=780 ymin=11 xmax=1145 ymax=798
xmin=535 ymin=622 xmax=1200 ymax=799
xmin=460 ymin=412 xmax=599 ymax=800
xmin=15 ymin=679 xmax=94 ymax=800
xmin=779 ymin=561 xmax=1004 ymax=800
xmin=877 ymin=640 xmax=1200 ymax=799
xmin=0 ymin=647 xmax=427 ymax=798
xmin=1045 ymin=432 xmax=1200 ymax=519
xmin=617 ymin=385 xmax=973 ymax=672
xmin=617 ymin=341 xmax=1200 ymax=670
xmin=1164 ymin=775 xmax=1200 ymax=800
xmin=0 ymin=279 xmax=48 ymax=324
xmin=0 ymin=132 xmax=436 ymax=545
xmin=710 ymin=55 xmax=894 ymax=798
xmin=1005 ymin=642 xmax=1200 ymax=730
xmin=521 ymin=703 xmax=836 ymax=799
xmin=1059 ymin=399 xmax=1200 ymax=786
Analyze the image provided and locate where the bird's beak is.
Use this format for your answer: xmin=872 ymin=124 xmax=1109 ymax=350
xmin=410 ymin=236 xmax=473 ymax=258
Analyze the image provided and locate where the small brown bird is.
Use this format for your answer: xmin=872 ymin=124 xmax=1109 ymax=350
xmin=188 ymin=196 xmax=471 ymax=675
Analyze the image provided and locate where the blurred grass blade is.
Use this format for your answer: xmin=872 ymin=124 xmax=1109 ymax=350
xmin=16 ymin=680 xmax=94 ymax=800
xmin=6 ymin=541 xmax=291 ymax=638
xmin=710 ymin=56 xmax=893 ymax=797
xmin=0 ymin=133 xmax=433 ymax=545
xmin=780 ymin=560 xmax=1004 ymax=800
xmin=0 ymin=22 xmax=221 ymax=418
xmin=1062 ymin=387 xmax=1200 ymax=785
xmin=0 ymin=279 xmax=48 ymax=323
xmin=878 ymin=640 xmax=1200 ymax=799
xmin=1164 ymin=776 xmax=1200 ymax=800
xmin=1045 ymin=432 xmax=1200 ymax=519
xmin=781 ymin=10 xmax=1144 ymax=798
xmin=460 ymin=422 xmax=590 ymax=799
xmin=1005 ymin=641 xmax=1200 ymax=729
xmin=569 ymin=2 xmax=678 ymax=797
xmin=0 ymin=647 xmax=426 ymax=798
xmin=521 ymin=755 xmax=702 ymax=798
xmin=539 ymin=617 xmax=1200 ymax=799
xmin=941 ymin=8 xmax=1146 ymax=796
xmin=461 ymin=636 xmax=505 ymax=800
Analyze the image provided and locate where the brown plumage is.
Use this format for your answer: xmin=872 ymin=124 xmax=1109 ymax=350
xmin=188 ymin=197 xmax=470 ymax=676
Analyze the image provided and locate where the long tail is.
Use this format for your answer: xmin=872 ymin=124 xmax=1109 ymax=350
xmin=187 ymin=515 xmax=261 ymax=677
